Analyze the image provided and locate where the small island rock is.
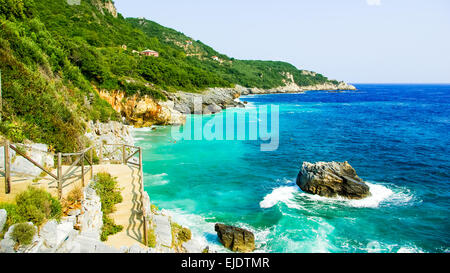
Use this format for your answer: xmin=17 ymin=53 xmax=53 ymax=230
xmin=296 ymin=161 xmax=370 ymax=199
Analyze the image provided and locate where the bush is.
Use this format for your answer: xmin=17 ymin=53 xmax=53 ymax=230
xmin=100 ymin=215 xmax=123 ymax=242
xmin=67 ymin=186 xmax=83 ymax=204
xmin=93 ymin=173 xmax=123 ymax=214
xmin=11 ymin=223 xmax=36 ymax=246
xmin=0 ymin=203 xmax=23 ymax=232
xmin=146 ymin=224 xmax=157 ymax=248
xmin=171 ymin=221 xmax=192 ymax=248
xmin=93 ymin=172 xmax=123 ymax=241
xmin=15 ymin=187 xmax=62 ymax=226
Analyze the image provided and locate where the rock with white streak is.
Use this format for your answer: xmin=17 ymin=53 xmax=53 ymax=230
xmin=0 ymin=209 xmax=7 ymax=232
xmin=79 ymin=183 xmax=103 ymax=240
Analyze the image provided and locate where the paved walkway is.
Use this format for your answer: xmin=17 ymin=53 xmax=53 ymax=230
xmin=94 ymin=164 xmax=147 ymax=249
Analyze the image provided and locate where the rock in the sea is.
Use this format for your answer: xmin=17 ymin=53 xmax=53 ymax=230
xmin=296 ymin=161 xmax=370 ymax=199
xmin=214 ymin=223 xmax=255 ymax=253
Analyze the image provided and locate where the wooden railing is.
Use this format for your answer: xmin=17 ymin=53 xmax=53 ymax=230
xmin=98 ymin=143 xmax=148 ymax=245
xmin=2 ymin=141 xmax=148 ymax=246
xmin=2 ymin=140 xmax=93 ymax=199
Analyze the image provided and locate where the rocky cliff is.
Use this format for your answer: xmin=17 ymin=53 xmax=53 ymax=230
xmin=97 ymin=80 xmax=355 ymax=127
xmin=91 ymin=0 xmax=118 ymax=18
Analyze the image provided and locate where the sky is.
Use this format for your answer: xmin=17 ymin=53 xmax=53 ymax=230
xmin=114 ymin=0 xmax=450 ymax=83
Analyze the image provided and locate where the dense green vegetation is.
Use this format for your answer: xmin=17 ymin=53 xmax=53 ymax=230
xmin=93 ymin=172 xmax=123 ymax=241
xmin=0 ymin=187 xmax=62 ymax=233
xmin=0 ymin=0 xmax=339 ymax=151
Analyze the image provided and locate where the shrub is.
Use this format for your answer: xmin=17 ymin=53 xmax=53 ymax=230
xmin=93 ymin=172 xmax=123 ymax=241
xmin=171 ymin=221 xmax=192 ymax=249
xmin=67 ymin=186 xmax=83 ymax=204
xmin=100 ymin=215 xmax=123 ymax=242
xmin=0 ymin=203 xmax=23 ymax=232
xmin=15 ymin=187 xmax=62 ymax=226
xmin=11 ymin=223 xmax=36 ymax=246
xmin=93 ymin=173 xmax=123 ymax=214
xmin=146 ymin=224 xmax=157 ymax=248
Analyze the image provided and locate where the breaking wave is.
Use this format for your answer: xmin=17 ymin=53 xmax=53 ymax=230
xmin=260 ymin=182 xmax=414 ymax=209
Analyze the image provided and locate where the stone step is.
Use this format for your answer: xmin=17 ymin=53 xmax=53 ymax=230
xmin=153 ymin=214 xmax=172 ymax=248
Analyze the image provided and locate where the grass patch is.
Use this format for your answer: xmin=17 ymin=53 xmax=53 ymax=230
xmin=171 ymin=221 xmax=192 ymax=251
xmin=146 ymin=222 xmax=157 ymax=248
xmin=93 ymin=172 xmax=123 ymax=241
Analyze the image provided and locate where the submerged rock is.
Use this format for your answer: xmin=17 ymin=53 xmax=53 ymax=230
xmin=214 ymin=223 xmax=255 ymax=253
xmin=296 ymin=161 xmax=370 ymax=199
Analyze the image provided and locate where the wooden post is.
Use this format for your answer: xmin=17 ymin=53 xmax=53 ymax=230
xmin=122 ymin=144 xmax=126 ymax=165
xmin=90 ymin=148 xmax=93 ymax=178
xmin=57 ymin=153 xmax=62 ymax=199
xmin=139 ymin=147 xmax=148 ymax=245
xmin=81 ymin=153 xmax=85 ymax=187
xmin=4 ymin=140 xmax=11 ymax=194
xmin=0 ymin=69 xmax=2 ymax=122
xmin=99 ymin=142 xmax=103 ymax=164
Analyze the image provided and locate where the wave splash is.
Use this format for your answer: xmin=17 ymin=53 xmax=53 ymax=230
xmin=260 ymin=181 xmax=414 ymax=209
xmin=259 ymin=186 xmax=299 ymax=209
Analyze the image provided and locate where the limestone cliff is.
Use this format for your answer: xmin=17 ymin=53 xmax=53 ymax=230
xmin=97 ymin=89 xmax=186 ymax=127
xmin=91 ymin=0 xmax=118 ymax=18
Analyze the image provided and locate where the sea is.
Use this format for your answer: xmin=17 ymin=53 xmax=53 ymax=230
xmin=134 ymin=84 xmax=450 ymax=253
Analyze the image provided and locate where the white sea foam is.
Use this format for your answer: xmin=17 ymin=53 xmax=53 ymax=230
xmin=261 ymin=181 xmax=414 ymax=209
xmin=132 ymin=127 xmax=152 ymax=132
xmin=161 ymin=209 xmax=227 ymax=253
xmin=259 ymin=186 xmax=299 ymax=209
xmin=362 ymin=240 xmax=424 ymax=253
xmin=298 ymin=182 xmax=414 ymax=208
xmin=146 ymin=173 xmax=169 ymax=185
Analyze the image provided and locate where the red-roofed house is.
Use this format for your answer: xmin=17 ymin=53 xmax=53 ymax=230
xmin=140 ymin=49 xmax=159 ymax=57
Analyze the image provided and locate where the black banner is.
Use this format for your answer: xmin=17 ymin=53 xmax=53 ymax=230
xmin=2 ymin=253 xmax=446 ymax=272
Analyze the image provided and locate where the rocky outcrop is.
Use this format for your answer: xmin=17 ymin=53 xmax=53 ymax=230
xmin=240 ymin=81 xmax=357 ymax=95
xmin=78 ymin=183 xmax=103 ymax=241
xmin=163 ymin=87 xmax=244 ymax=115
xmin=97 ymin=87 xmax=243 ymax=126
xmin=214 ymin=223 xmax=255 ymax=253
xmin=85 ymin=120 xmax=134 ymax=145
xmin=98 ymin=90 xmax=186 ymax=126
xmin=0 ymin=209 xmax=6 ymax=232
xmin=85 ymin=120 xmax=136 ymax=162
xmin=91 ymin=0 xmax=118 ymax=18
xmin=296 ymin=161 xmax=371 ymax=199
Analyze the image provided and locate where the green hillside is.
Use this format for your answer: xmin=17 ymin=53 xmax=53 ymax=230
xmin=0 ymin=0 xmax=339 ymax=152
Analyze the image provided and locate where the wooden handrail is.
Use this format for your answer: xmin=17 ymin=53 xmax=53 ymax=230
xmin=8 ymin=144 xmax=58 ymax=180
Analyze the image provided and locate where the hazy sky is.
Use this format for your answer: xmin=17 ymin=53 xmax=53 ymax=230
xmin=114 ymin=0 xmax=450 ymax=83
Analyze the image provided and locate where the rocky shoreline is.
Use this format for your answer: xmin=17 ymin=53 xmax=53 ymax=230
xmin=98 ymin=81 xmax=356 ymax=127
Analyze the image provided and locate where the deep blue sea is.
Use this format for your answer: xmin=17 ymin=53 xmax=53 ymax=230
xmin=135 ymin=84 xmax=450 ymax=253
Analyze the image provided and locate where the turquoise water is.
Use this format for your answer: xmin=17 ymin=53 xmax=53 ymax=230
xmin=135 ymin=84 xmax=450 ymax=253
